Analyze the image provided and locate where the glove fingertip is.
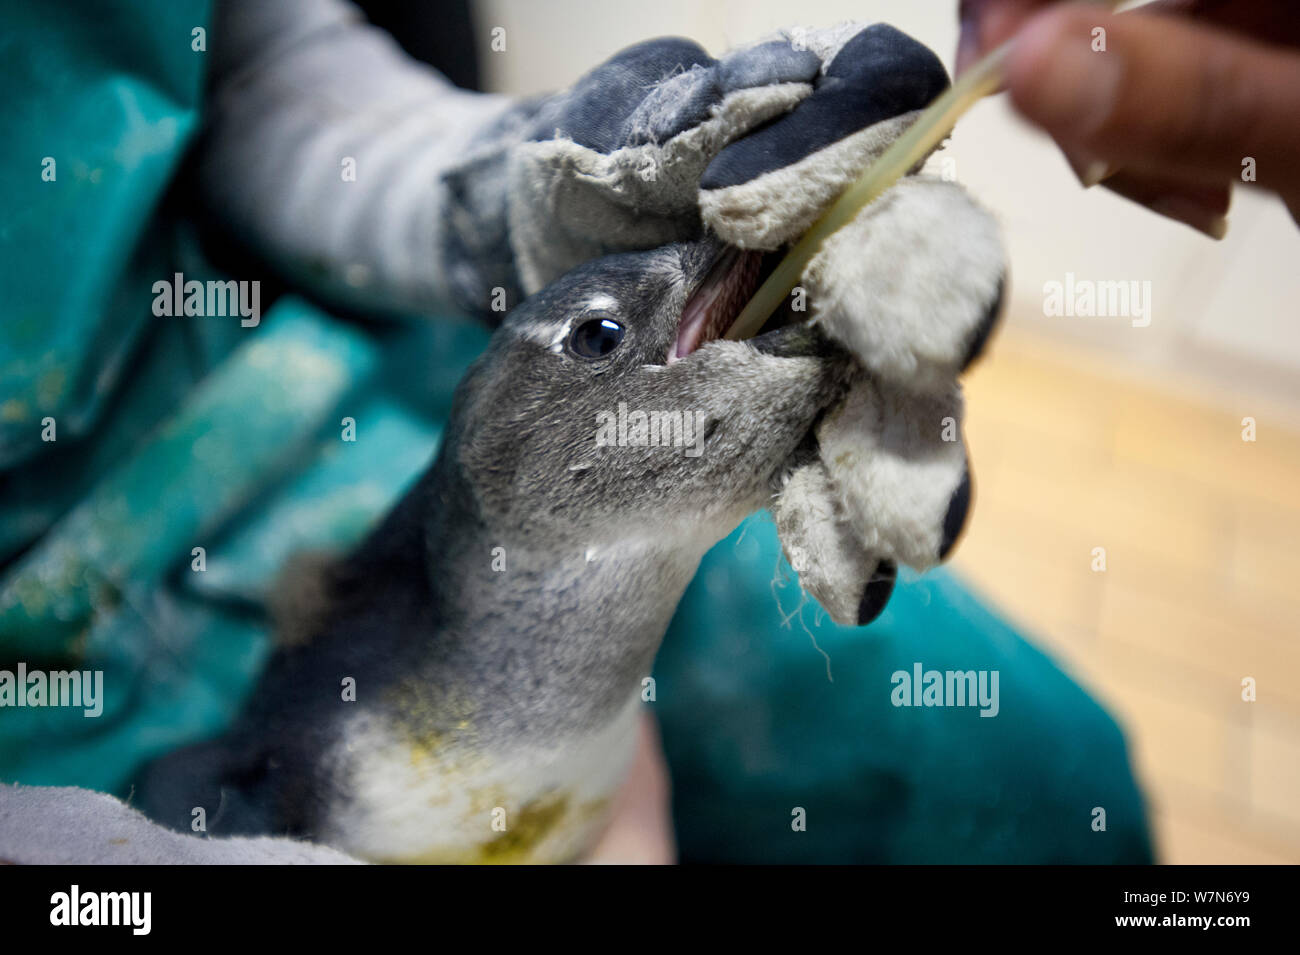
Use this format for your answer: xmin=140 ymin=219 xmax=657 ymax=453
xmin=701 ymin=23 xmax=948 ymax=192
xmin=717 ymin=40 xmax=820 ymax=93
xmin=857 ymin=560 xmax=897 ymax=626
xmin=939 ymin=467 xmax=973 ymax=561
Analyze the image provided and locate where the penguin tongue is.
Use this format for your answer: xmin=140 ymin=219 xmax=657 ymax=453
xmin=674 ymin=248 xmax=765 ymax=360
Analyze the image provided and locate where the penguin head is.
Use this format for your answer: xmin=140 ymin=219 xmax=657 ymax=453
xmin=444 ymin=238 xmax=848 ymax=551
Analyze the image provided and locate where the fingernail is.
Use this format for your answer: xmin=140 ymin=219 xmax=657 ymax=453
xmin=1062 ymin=146 xmax=1116 ymax=189
xmin=1148 ymin=195 xmax=1231 ymax=240
xmin=1080 ymin=159 xmax=1115 ymax=188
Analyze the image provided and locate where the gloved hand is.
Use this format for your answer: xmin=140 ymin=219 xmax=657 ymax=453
xmin=471 ymin=22 xmax=950 ymax=303
xmin=772 ymin=175 xmax=1006 ymax=626
xmin=198 ymin=1 xmax=953 ymax=322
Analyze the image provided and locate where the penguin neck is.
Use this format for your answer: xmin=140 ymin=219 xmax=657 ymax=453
xmin=350 ymin=453 xmax=707 ymax=732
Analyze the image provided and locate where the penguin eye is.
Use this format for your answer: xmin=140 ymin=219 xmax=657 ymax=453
xmin=568 ymin=317 xmax=625 ymax=360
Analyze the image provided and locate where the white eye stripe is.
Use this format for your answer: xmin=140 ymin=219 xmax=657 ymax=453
xmin=516 ymin=319 xmax=568 ymax=350
xmin=580 ymin=294 xmax=620 ymax=314
xmin=520 ymin=296 xmax=624 ymax=353
xmin=547 ymin=319 xmax=573 ymax=353
xmin=545 ymin=296 xmax=623 ymax=354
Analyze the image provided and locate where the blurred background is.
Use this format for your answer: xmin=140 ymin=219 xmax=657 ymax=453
xmin=473 ymin=0 xmax=1300 ymax=862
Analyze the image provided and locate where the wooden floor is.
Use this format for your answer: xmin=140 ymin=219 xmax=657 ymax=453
xmin=949 ymin=327 xmax=1300 ymax=864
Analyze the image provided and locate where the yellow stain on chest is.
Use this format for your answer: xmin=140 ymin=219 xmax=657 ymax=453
xmin=372 ymin=789 xmax=614 ymax=865
xmin=359 ymin=680 xmax=624 ymax=863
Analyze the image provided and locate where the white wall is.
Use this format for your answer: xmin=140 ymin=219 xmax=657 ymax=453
xmin=476 ymin=0 xmax=1300 ymax=418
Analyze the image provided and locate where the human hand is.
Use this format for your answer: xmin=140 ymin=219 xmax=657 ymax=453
xmin=957 ymin=0 xmax=1300 ymax=233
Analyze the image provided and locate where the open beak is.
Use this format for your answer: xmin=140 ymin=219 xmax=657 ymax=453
xmin=672 ymin=245 xmax=770 ymax=362
xmin=670 ymin=238 xmax=837 ymax=365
